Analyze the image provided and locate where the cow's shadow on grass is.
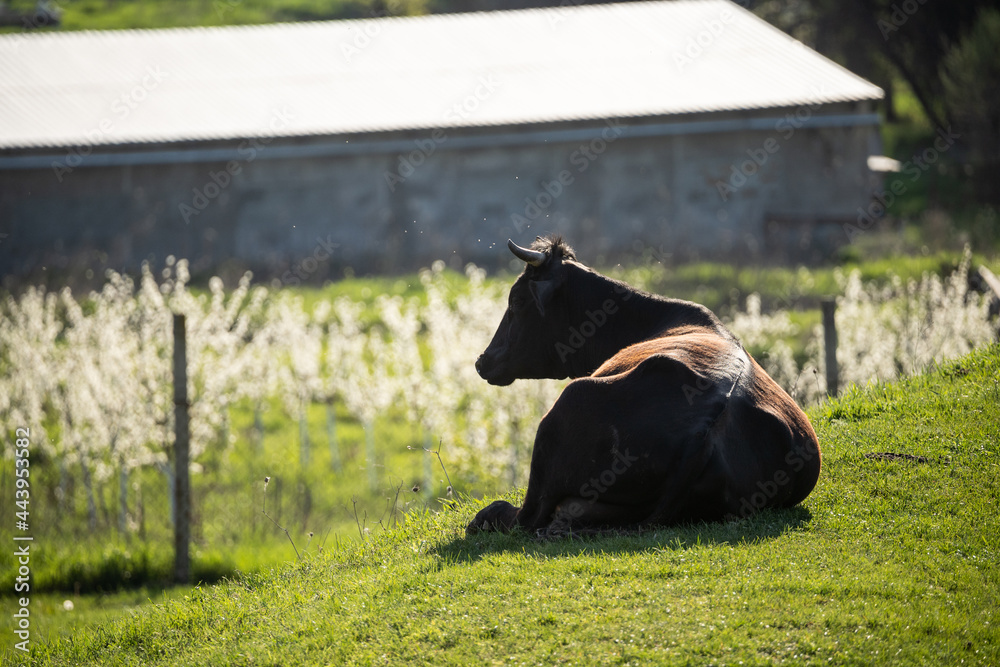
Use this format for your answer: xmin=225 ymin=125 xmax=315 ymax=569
xmin=432 ymin=506 xmax=813 ymax=564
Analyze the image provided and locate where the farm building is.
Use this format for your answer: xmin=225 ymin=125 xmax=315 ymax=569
xmin=0 ymin=0 xmax=884 ymax=284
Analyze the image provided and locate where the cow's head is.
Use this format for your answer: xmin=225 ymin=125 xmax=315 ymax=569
xmin=475 ymin=236 xmax=585 ymax=385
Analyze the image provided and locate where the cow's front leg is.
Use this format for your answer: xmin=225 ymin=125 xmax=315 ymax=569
xmin=466 ymin=500 xmax=519 ymax=534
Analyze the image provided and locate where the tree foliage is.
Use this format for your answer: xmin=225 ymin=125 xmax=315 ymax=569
xmin=939 ymin=8 xmax=1000 ymax=199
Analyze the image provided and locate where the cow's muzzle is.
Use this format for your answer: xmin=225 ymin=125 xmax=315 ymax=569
xmin=475 ymin=353 xmax=513 ymax=386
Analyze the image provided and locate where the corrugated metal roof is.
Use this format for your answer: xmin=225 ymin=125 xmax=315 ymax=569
xmin=0 ymin=0 xmax=883 ymax=150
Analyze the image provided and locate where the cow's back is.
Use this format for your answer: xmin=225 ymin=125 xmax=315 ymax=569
xmin=590 ymin=325 xmax=821 ymax=517
xmin=592 ymin=326 xmax=745 ymax=381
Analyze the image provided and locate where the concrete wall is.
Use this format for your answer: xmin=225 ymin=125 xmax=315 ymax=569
xmin=0 ymin=105 xmax=880 ymax=287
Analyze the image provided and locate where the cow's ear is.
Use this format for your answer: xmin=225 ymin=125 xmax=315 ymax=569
xmin=529 ymin=279 xmax=559 ymax=316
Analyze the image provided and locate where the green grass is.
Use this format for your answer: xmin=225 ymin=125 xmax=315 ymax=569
xmin=8 ymin=343 xmax=999 ymax=665
xmin=1 ymin=588 xmax=189 ymax=650
xmin=2 ymin=250 xmax=997 ymax=599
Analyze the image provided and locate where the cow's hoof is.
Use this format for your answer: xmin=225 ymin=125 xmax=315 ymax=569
xmin=466 ymin=500 xmax=518 ymax=535
xmin=536 ymin=512 xmax=577 ymax=539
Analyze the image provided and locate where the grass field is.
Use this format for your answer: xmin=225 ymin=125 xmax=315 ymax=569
xmin=6 ymin=342 xmax=998 ymax=665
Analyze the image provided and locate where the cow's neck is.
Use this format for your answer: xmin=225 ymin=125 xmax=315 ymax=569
xmin=568 ymin=281 xmax=723 ymax=377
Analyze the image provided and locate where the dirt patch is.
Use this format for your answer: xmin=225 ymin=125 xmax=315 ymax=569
xmin=864 ymin=452 xmax=931 ymax=463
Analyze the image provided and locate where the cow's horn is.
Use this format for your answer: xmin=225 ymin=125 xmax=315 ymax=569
xmin=508 ymin=239 xmax=546 ymax=266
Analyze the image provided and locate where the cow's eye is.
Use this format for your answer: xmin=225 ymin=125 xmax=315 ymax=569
xmin=509 ymin=297 xmax=522 ymax=310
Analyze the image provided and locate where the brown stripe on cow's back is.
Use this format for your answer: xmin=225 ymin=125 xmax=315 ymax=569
xmin=591 ymin=326 xmax=739 ymax=379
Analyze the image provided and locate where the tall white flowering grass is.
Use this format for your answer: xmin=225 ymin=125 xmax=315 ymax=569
xmin=726 ymin=249 xmax=995 ymax=405
xmin=726 ymin=292 xmax=803 ymax=394
xmin=829 ymin=250 xmax=994 ymax=395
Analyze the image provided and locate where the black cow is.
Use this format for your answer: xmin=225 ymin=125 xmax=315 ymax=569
xmin=468 ymin=236 xmax=821 ymax=535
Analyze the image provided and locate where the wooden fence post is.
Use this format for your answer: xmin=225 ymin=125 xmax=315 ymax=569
xmin=365 ymin=420 xmax=377 ymax=491
xmin=979 ymin=266 xmax=1000 ymax=326
xmin=821 ymin=298 xmax=839 ymax=398
xmin=172 ymin=314 xmax=191 ymax=584
xmin=327 ymin=405 xmax=342 ymax=473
